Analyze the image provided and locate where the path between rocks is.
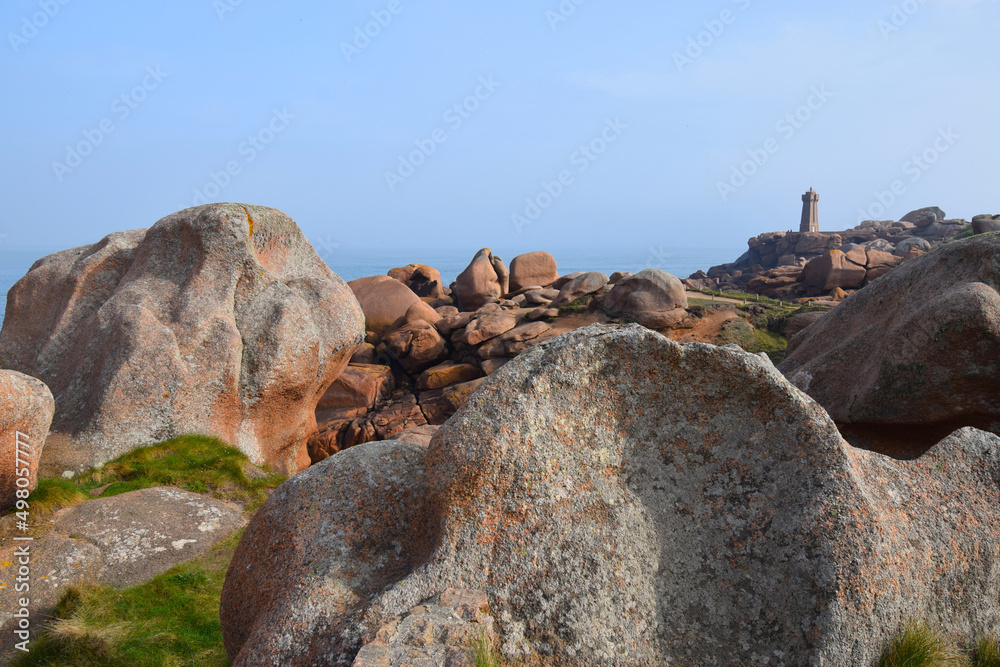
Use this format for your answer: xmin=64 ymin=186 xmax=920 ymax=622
xmin=668 ymin=308 xmax=743 ymax=343
xmin=684 ymin=290 xmax=747 ymax=305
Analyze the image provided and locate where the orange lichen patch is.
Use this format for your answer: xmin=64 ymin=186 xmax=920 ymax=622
xmin=242 ymin=205 xmax=255 ymax=237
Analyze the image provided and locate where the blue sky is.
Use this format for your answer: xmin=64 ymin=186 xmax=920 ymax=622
xmin=1 ymin=0 xmax=997 ymax=258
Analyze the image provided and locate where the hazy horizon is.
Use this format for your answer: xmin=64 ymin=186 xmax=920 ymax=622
xmin=3 ymin=1 xmax=997 ymax=256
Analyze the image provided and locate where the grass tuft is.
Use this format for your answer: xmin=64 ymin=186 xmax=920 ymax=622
xmin=23 ymin=434 xmax=284 ymax=517
xmin=879 ymin=622 xmax=967 ymax=667
xmin=473 ymin=631 xmax=504 ymax=667
xmin=24 ymin=479 xmax=90 ymax=515
xmin=971 ymin=637 xmax=1000 ymax=667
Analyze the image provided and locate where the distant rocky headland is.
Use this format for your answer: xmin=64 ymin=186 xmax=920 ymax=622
xmin=2 ymin=201 xmax=1000 ymax=665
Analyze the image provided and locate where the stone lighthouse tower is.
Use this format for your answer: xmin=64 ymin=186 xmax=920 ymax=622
xmin=800 ymin=188 xmax=819 ymax=233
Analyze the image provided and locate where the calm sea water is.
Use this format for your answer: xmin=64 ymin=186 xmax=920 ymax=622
xmin=0 ymin=245 xmax=744 ymax=328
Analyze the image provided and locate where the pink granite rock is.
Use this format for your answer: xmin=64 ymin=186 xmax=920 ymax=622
xmin=0 ymin=204 xmax=363 ymax=475
xmin=0 ymin=371 xmax=54 ymax=512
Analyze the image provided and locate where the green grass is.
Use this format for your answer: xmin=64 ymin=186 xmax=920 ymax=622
xmin=10 ymin=530 xmax=243 ymax=667
xmin=473 ymin=631 xmax=504 ymax=667
xmin=24 ymin=479 xmax=90 ymax=516
xmin=687 ymin=287 xmax=793 ymax=307
xmin=556 ymin=295 xmax=593 ymax=314
xmin=25 ymin=434 xmax=284 ymax=518
xmin=971 ymin=638 xmax=1000 ymax=667
xmin=879 ymin=623 xmax=968 ymax=667
xmin=746 ymin=328 xmax=788 ymax=364
xmin=4 ymin=436 xmax=286 ymax=666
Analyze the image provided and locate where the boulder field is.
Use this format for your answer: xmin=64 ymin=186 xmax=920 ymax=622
xmin=3 ymin=203 xmax=999 ymax=664
xmin=0 ymin=204 xmax=364 ymax=475
xmin=221 ymin=324 xmax=1000 ymax=666
xmin=316 ymin=259 xmax=707 ymax=460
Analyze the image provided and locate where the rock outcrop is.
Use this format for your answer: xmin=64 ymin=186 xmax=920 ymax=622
xmin=692 ymin=207 xmax=968 ymax=301
xmin=973 ymin=215 xmax=1000 ymax=235
xmin=52 ymin=486 xmax=245 ymax=588
xmin=508 ymin=251 xmax=559 ymax=293
xmin=901 ymin=206 xmax=946 ymax=227
xmin=318 ymin=364 xmax=394 ymax=412
xmin=549 ymin=271 xmax=608 ymax=308
xmin=798 ymin=248 xmax=903 ymax=294
xmin=452 ymin=249 xmax=508 ymax=311
xmin=599 ymin=268 xmax=687 ymax=328
xmin=784 ymin=311 xmax=827 ymax=340
xmin=348 ymin=275 xmax=422 ymax=336
xmin=387 ymin=264 xmax=450 ymax=299
xmin=800 ymin=248 xmax=868 ymax=292
xmin=780 ymin=233 xmax=1000 ymax=432
xmin=0 ymin=371 xmax=54 ymax=511
xmin=381 ymin=322 xmax=449 ymax=375
xmin=0 ymin=204 xmax=364 ymax=475
xmin=222 ymin=324 xmax=1000 ymax=666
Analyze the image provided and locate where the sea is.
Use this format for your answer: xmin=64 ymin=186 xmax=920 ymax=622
xmin=0 ymin=245 xmax=744 ymax=328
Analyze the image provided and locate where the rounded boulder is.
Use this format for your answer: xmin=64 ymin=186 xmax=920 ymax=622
xmin=0 ymin=204 xmax=364 ymax=475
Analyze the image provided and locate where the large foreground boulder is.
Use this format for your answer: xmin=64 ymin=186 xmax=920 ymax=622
xmin=0 ymin=371 xmax=54 ymax=511
xmin=780 ymin=234 xmax=1000 ymax=429
xmin=222 ymin=324 xmax=1000 ymax=666
xmin=0 ymin=204 xmax=364 ymax=475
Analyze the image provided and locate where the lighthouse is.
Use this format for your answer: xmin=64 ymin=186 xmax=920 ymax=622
xmin=800 ymin=188 xmax=819 ymax=233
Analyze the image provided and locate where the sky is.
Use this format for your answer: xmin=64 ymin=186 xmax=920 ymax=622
xmin=1 ymin=0 xmax=998 ymax=261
